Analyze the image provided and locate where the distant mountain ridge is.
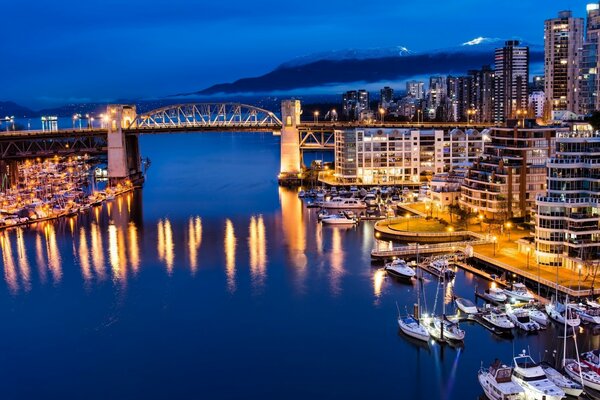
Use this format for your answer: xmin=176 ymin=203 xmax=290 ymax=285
xmin=196 ymin=38 xmax=544 ymax=96
xmin=0 ymin=101 xmax=35 ymax=118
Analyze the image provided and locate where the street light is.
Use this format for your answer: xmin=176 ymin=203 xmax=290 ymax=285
xmin=492 ymin=236 xmax=497 ymax=256
xmin=405 ymin=212 xmax=411 ymax=230
xmin=478 ymin=214 xmax=484 ymax=232
xmin=314 ymin=110 xmax=319 ymax=124
xmin=467 ymin=108 xmax=477 ymax=125
xmin=505 ymin=222 xmax=512 ymax=240
xmin=379 ymin=108 xmax=385 ymax=124
xmin=526 ymin=247 xmax=531 ymax=270
xmin=578 ymin=263 xmax=582 ymax=292
xmin=73 ymin=114 xmax=79 ymax=129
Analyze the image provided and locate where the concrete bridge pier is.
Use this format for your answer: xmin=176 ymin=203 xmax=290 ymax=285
xmin=279 ymin=100 xmax=302 ymax=185
xmin=106 ymin=105 xmax=142 ymax=185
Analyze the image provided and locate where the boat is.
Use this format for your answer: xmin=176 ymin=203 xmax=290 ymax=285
xmin=505 ymin=305 xmax=540 ymax=332
xmin=364 ymin=193 xmax=377 ymax=206
xmin=511 ymin=351 xmax=565 ymax=400
xmin=481 ymin=308 xmax=515 ymax=331
xmin=525 ymin=306 xmax=548 ymax=327
xmin=586 ymin=298 xmax=600 ymax=309
xmin=321 ymin=212 xmax=357 ymax=225
xmin=321 ymin=197 xmax=367 ymax=209
xmin=317 ymin=209 xmax=329 ymax=220
xmin=545 ymin=298 xmax=581 ymax=327
xmin=426 ymin=258 xmax=455 ymax=280
xmin=298 ymin=190 xmax=306 ymax=198
xmin=478 ymin=360 xmax=525 ymax=400
xmin=481 ymin=287 xmax=508 ymax=303
xmin=426 ymin=316 xmax=466 ymax=342
xmin=565 ymin=359 xmax=600 ymax=391
xmin=581 ymin=349 xmax=600 ymax=374
xmin=572 ymin=303 xmax=600 ymax=324
xmin=503 ymin=283 xmax=534 ymax=302
xmin=384 ymin=259 xmax=415 ymax=280
xmin=455 ymin=297 xmax=478 ymax=315
xmin=398 ymin=314 xmax=430 ymax=342
xmin=541 ymin=362 xmax=583 ymax=397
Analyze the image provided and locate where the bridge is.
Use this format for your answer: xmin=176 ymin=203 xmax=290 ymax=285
xmin=0 ymin=100 xmax=494 ymax=184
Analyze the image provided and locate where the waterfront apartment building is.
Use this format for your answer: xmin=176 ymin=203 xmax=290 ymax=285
xmin=544 ymin=11 xmax=583 ymax=113
xmin=469 ymin=65 xmax=495 ymax=123
xmin=342 ymin=90 xmax=370 ymax=120
xmin=460 ymin=121 xmax=567 ymax=220
xmin=494 ymin=41 xmax=529 ymax=123
xmin=427 ymin=76 xmax=447 ymax=119
xmin=406 ymin=81 xmax=425 ymax=100
xmin=535 ymin=123 xmax=600 ymax=269
xmin=580 ymin=3 xmax=600 ymax=115
xmin=333 ymin=128 xmax=488 ymax=184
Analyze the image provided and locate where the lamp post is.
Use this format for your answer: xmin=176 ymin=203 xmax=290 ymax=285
xmin=506 ymin=222 xmax=512 ymax=241
xmin=379 ymin=108 xmax=385 ymax=124
xmin=492 ymin=236 xmax=497 ymax=256
xmin=314 ymin=110 xmax=319 ymax=124
xmin=537 ymin=251 xmax=541 ymax=296
xmin=478 ymin=214 xmax=484 ymax=232
xmin=526 ymin=247 xmax=530 ymax=270
xmin=405 ymin=212 xmax=411 ymax=231
xmin=417 ymin=109 xmax=422 ymax=124
xmin=578 ymin=263 xmax=582 ymax=292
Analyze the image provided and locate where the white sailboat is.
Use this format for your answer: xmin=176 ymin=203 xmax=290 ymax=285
xmin=396 ymin=247 xmax=430 ymax=342
xmin=545 ymin=296 xmax=581 ymax=327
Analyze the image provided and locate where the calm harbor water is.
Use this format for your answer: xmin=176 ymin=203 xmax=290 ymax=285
xmin=1 ymin=132 xmax=600 ymax=399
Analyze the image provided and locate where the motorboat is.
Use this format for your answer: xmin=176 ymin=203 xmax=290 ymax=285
xmin=511 ymin=352 xmax=565 ymax=400
xmin=321 ymin=212 xmax=357 ymax=225
xmin=482 ymin=287 xmax=508 ymax=303
xmin=321 ymin=197 xmax=367 ymax=209
xmin=317 ymin=209 xmax=329 ymax=221
xmin=427 ymin=258 xmax=455 ymax=280
xmin=398 ymin=314 xmax=429 ymax=342
xmin=481 ymin=308 xmax=515 ymax=331
xmin=384 ymin=259 xmax=415 ymax=280
xmin=426 ymin=316 xmax=465 ymax=342
xmin=298 ymin=190 xmax=306 ymax=198
xmin=541 ymin=362 xmax=583 ymax=398
xmin=478 ymin=360 xmax=525 ymax=400
xmin=364 ymin=193 xmax=377 ymax=207
xmin=525 ymin=306 xmax=548 ymax=327
xmin=455 ymin=297 xmax=478 ymax=315
xmin=565 ymin=359 xmax=600 ymax=391
xmin=505 ymin=305 xmax=540 ymax=332
xmin=503 ymin=283 xmax=534 ymax=302
xmin=586 ymin=298 xmax=600 ymax=309
xmin=572 ymin=303 xmax=600 ymax=324
xmin=545 ymin=299 xmax=580 ymax=327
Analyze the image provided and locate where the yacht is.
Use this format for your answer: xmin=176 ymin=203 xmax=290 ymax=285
xmin=505 ymin=306 xmax=540 ymax=332
xmin=565 ymin=359 xmax=600 ymax=391
xmin=586 ymin=298 xmax=600 ymax=309
xmin=364 ymin=193 xmax=377 ymax=207
xmin=572 ymin=303 xmax=600 ymax=324
xmin=320 ymin=212 xmax=357 ymax=225
xmin=503 ymin=283 xmax=534 ymax=302
xmin=482 ymin=287 xmax=508 ymax=303
xmin=398 ymin=314 xmax=429 ymax=342
xmin=511 ymin=352 xmax=565 ymax=400
xmin=384 ymin=259 xmax=416 ymax=280
xmin=321 ymin=197 xmax=367 ymax=209
xmin=581 ymin=349 xmax=600 ymax=374
xmin=426 ymin=316 xmax=465 ymax=342
xmin=298 ymin=190 xmax=306 ymax=198
xmin=455 ymin=298 xmax=478 ymax=315
xmin=427 ymin=258 xmax=455 ymax=280
xmin=481 ymin=308 xmax=515 ymax=331
xmin=541 ymin=363 xmax=583 ymax=398
xmin=525 ymin=306 xmax=548 ymax=327
xmin=545 ymin=299 xmax=580 ymax=327
xmin=478 ymin=360 xmax=525 ymax=400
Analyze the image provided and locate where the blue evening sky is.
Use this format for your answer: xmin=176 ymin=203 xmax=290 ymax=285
xmin=1 ymin=0 xmax=593 ymax=108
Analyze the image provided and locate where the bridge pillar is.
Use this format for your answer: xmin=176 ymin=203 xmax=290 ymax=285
xmin=280 ymin=100 xmax=302 ymax=176
xmin=107 ymin=105 xmax=139 ymax=184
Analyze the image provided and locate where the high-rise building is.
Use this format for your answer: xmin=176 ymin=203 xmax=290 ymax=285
xmin=460 ymin=121 xmax=565 ymax=220
xmin=529 ymin=91 xmax=546 ymax=118
xmin=544 ymin=11 xmax=583 ymax=113
xmin=531 ymin=75 xmax=545 ymax=92
xmin=406 ymin=81 xmax=425 ymax=100
xmin=493 ymin=41 xmax=529 ymax=123
xmin=342 ymin=90 xmax=370 ymax=120
xmin=535 ymin=123 xmax=600 ymax=269
xmin=469 ymin=65 xmax=495 ymax=123
xmin=428 ymin=76 xmax=447 ymax=119
xmin=380 ymin=86 xmax=394 ymax=108
xmin=579 ymin=3 xmax=600 ymax=115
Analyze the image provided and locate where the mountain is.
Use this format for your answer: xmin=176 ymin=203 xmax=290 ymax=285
xmin=195 ymin=38 xmax=544 ymax=96
xmin=0 ymin=101 xmax=36 ymax=118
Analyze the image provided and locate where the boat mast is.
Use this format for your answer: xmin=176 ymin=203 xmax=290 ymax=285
xmin=416 ymin=243 xmax=420 ymax=321
xmin=563 ymin=295 xmax=568 ymax=369
xmin=441 ymin=274 xmax=445 ymax=341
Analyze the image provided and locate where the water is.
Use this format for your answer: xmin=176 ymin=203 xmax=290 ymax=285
xmin=1 ymin=132 xmax=599 ymax=399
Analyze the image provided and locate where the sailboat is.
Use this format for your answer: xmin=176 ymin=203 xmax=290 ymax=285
xmin=397 ymin=246 xmax=430 ymax=342
xmin=546 ymin=296 xmax=581 ymax=327
xmin=425 ymin=273 xmax=465 ymax=342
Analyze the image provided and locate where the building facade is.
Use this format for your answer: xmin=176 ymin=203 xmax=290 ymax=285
xmin=333 ymin=128 xmax=487 ymax=184
xmin=469 ymin=65 xmax=495 ymax=123
xmin=461 ymin=121 xmax=566 ymax=220
xmin=579 ymin=3 xmax=600 ymax=115
xmin=544 ymin=11 xmax=583 ymax=113
xmin=494 ymin=41 xmax=529 ymax=123
xmin=342 ymin=90 xmax=370 ymax=120
xmin=406 ymin=81 xmax=425 ymax=100
xmin=535 ymin=123 xmax=600 ymax=269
